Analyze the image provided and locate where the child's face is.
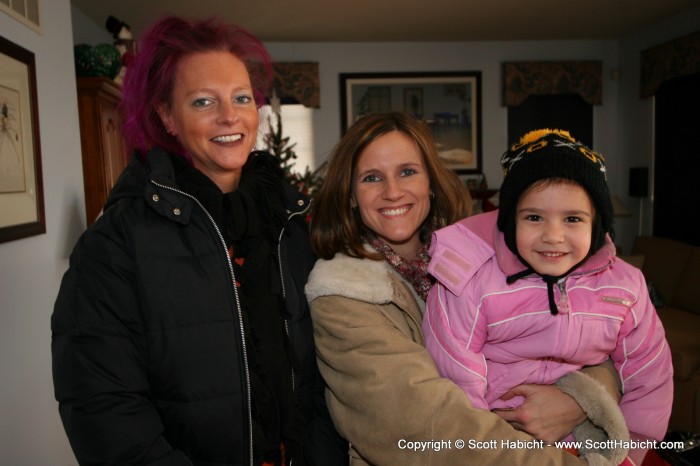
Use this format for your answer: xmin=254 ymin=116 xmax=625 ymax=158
xmin=515 ymin=181 xmax=594 ymax=277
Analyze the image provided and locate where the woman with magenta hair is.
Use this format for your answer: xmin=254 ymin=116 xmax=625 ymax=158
xmin=52 ymin=16 xmax=345 ymax=465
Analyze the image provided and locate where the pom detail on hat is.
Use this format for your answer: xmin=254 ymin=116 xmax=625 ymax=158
xmin=517 ymin=128 xmax=574 ymax=145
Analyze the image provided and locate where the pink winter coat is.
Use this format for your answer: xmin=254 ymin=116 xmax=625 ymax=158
xmin=423 ymin=210 xmax=673 ymax=441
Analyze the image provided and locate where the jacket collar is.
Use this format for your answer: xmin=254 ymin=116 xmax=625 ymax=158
xmin=305 ymin=244 xmax=425 ymax=313
xmin=104 ymin=148 xmax=310 ymax=226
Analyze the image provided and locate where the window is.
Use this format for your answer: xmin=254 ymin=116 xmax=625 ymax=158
xmin=0 ymin=0 xmax=41 ymax=33
xmin=257 ymin=104 xmax=316 ymax=172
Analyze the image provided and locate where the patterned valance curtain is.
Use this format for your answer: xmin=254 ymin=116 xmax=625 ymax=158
xmin=271 ymin=62 xmax=320 ymax=108
xmin=640 ymin=30 xmax=700 ymax=98
xmin=502 ymin=61 xmax=602 ymax=106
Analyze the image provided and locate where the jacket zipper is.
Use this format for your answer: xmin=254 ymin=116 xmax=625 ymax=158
xmin=150 ymin=180 xmax=254 ymax=466
xmin=275 ymin=204 xmax=311 ymax=401
xmin=559 ymin=260 xmax=613 ymax=347
xmin=557 ymin=280 xmax=570 ymax=313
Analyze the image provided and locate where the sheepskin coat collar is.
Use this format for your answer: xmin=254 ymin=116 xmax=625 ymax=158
xmin=305 ymin=246 xmax=425 ymax=314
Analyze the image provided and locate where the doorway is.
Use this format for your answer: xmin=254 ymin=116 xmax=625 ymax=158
xmin=653 ymin=72 xmax=700 ymax=245
xmin=507 ymin=94 xmax=593 ymax=146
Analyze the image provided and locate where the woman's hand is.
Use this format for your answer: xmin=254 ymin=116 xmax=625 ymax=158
xmin=492 ymin=384 xmax=586 ymax=444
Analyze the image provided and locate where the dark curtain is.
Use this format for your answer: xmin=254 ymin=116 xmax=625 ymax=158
xmin=653 ymin=72 xmax=700 ymax=245
xmin=507 ymin=94 xmax=593 ymax=147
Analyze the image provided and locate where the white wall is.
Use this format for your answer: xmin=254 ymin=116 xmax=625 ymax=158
xmin=69 ymin=5 xmax=700 ymax=255
xmin=71 ymin=3 xmax=112 ymax=45
xmin=267 ymin=6 xmax=700 ymax=254
xmin=266 ymin=40 xmax=620 ymax=190
xmin=0 ymin=3 xmax=695 ymax=463
xmin=0 ymin=0 xmax=85 ymax=464
xmin=266 ymin=40 xmax=627 ymax=241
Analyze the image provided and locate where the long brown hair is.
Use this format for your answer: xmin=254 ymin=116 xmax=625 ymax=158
xmin=310 ymin=112 xmax=472 ymax=260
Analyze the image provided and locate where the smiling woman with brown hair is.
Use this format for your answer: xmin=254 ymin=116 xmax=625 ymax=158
xmin=306 ymin=112 xmax=622 ymax=466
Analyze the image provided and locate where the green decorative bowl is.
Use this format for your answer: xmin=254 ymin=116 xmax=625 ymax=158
xmin=74 ymin=43 xmax=122 ymax=79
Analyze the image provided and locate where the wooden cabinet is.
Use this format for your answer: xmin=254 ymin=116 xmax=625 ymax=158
xmin=76 ymin=77 xmax=128 ymax=225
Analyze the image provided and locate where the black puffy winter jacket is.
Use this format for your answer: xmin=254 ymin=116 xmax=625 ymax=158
xmin=52 ymin=149 xmax=345 ymax=466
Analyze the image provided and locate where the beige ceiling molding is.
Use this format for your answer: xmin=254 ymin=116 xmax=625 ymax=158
xmin=640 ymin=30 xmax=700 ymax=98
xmin=502 ymin=61 xmax=602 ymax=107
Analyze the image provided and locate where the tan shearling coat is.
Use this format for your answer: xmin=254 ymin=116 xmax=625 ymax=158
xmin=306 ymin=250 xmax=604 ymax=466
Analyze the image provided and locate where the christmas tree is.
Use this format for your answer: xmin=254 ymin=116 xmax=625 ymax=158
xmin=263 ymin=91 xmax=325 ymax=198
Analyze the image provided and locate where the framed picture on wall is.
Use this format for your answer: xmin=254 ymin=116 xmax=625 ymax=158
xmin=0 ymin=35 xmax=45 ymax=243
xmin=339 ymin=71 xmax=482 ymax=173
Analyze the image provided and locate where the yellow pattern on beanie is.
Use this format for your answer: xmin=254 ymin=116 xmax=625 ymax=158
xmin=516 ymin=128 xmax=575 ymax=147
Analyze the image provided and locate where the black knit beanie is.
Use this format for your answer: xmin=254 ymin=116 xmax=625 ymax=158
xmin=498 ymin=129 xmax=613 ymax=255
xmin=497 ymin=130 xmax=614 ymax=313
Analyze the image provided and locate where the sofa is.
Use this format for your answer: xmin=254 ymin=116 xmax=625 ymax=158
xmin=625 ymin=235 xmax=700 ymax=434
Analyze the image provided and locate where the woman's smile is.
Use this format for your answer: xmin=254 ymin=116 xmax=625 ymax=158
xmin=354 ymin=131 xmax=431 ymax=260
xmin=379 ymin=205 xmax=411 ymax=217
xmin=211 ymin=133 xmax=243 ymax=143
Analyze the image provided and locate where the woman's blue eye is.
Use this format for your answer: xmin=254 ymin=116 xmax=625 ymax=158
xmin=192 ymin=98 xmax=211 ymax=107
xmin=235 ymin=95 xmax=253 ymax=104
xmin=401 ymin=168 xmax=417 ymax=176
xmin=361 ymin=175 xmax=382 ymax=183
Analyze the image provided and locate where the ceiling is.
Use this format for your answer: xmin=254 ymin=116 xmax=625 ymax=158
xmin=71 ymin=0 xmax=699 ymax=42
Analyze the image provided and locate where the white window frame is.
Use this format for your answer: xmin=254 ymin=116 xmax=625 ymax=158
xmin=0 ymin=0 xmax=42 ymax=34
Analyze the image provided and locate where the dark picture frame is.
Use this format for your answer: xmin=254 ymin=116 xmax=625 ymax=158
xmin=340 ymin=71 xmax=482 ymax=173
xmin=0 ymin=35 xmax=45 ymax=243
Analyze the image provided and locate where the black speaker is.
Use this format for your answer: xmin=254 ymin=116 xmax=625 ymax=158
xmin=629 ymin=167 xmax=649 ymax=198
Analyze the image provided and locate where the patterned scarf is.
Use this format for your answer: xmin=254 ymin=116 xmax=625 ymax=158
xmin=368 ymin=235 xmax=434 ymax=302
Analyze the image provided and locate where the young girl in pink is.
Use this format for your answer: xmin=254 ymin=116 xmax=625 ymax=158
xmin=424 ymin=129 xmax=673 ymax=466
